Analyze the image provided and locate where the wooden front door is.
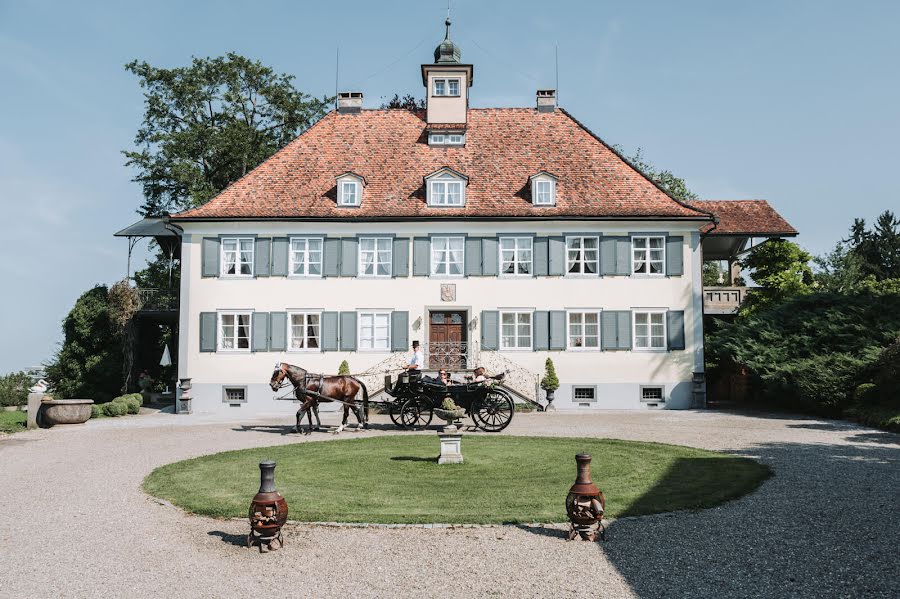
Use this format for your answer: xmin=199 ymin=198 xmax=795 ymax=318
xmin=428 ymin=311 xmax=467 ymax=370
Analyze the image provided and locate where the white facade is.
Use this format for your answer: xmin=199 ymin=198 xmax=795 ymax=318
xmin=176 ymin=219 xmax=705 ymax=414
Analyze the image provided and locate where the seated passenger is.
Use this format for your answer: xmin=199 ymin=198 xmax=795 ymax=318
xmin=467 ymin=367 xmax=487 ymax=383
xmin=439 ymin=370 xmax=452 ymax=386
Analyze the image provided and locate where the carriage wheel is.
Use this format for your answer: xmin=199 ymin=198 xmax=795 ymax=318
xmin=472 ymin=390 xmax=515 ymax=432
xmin=399 ymin=396 xmax=433 ymax=431
xmin=388 ymin=401 xmax=404 ymax=426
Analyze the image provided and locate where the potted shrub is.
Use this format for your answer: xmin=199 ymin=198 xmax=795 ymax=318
xmin=434 ymin=397 xmax=466 ymax=424
xmin=338 ymin=360 xmax=350 ymax=375
xmin=540 ymin=358 xmax=560 ymax=405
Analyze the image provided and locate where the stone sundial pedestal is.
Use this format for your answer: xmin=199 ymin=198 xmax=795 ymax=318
xmin=437 ymin=425 xmax=464 ymax=464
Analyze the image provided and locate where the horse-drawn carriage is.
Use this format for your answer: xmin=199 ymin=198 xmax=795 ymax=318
xmin=383 ymin=371 xmax=516 ymax=432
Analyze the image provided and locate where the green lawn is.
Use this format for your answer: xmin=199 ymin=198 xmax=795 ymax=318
xmin=0 ymin=411 xmax=26 ymax=434
xmin=144 ymin=436 xmax=771 ymax=524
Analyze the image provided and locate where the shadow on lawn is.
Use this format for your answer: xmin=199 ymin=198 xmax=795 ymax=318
xmin=596 ymin=439 xmax=900 ymax=598
xmin=390 ymin=456 xmax=437 ymax=463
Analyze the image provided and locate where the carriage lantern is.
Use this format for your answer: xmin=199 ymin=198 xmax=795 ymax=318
xmin=565 ymin=453 xmax=605 ymax=541
xmin=248 ymin=460 xmax=288 ymax=552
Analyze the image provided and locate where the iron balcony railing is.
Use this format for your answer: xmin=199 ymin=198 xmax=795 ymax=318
xmin=136 ymin=288 xmax=179 ymax=312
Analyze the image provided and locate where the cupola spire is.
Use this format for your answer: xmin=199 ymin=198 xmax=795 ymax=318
xmin=434 ymin=17 xmax=461 ymax=64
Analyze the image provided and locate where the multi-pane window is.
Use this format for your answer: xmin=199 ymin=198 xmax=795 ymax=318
xmin=359 ymin=312 xmax=391 ymax=350
xmin=429 ymin=133 xmax=465 ymax=145
xmin=221 ymin=237 xmax=254 ymax=276
xmin=634 ymin=311 xmax=666 ymax=350
xmin=500 ymin=311 xmax=532 ymax=349
xmin=433 ymin=78 xmax=460 ymax=96
xmin=566 ymin=237 xmax=599 ymax=275
xmin=534 ymin=179 xmax=555 ymax=205
xmin=641 ymin=387 xmax=664 ymax=401
xmin=359 ymin=237 xmax=392 ymax=277
xmin=288 ymin=312 xmax=320 ymax=350
xmin=574 ymin=387 xmax=596 ymax=402
xmin=429 ymin=178 xmax=464 ymax=206
xmin=431 ymin=236 xmax=465 ymax=276
xmin=568 ymin=311 xmax=600 ymax=349
xmin=632 ymin=236 xmax=665 ymax=275
xmin=219 ymin=312 xmax=251 ymax=351
xmin=289 ymin=237 xmax=323 ymax=276
xmin=500 ymin=237 xmax=533 ymax=275
xmin=339 ymin=180 xmax=360 ymax=206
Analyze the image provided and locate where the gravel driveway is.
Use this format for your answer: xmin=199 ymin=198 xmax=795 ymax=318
xmin=1 ymin=409 xmax=897 ymax=598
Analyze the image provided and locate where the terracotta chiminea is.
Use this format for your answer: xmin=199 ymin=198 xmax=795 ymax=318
xmin=248 ymin=460 xmax=288 ymax=552
xmin=565 ymin=453 xmax=605 ymax=541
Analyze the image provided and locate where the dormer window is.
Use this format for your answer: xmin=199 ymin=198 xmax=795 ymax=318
xmin=425 ymin=167 xmax=468 ymax=207
xmin=428 ymin=132 xmax=465 ymax=146
xmin=433 ymin=78 xmax=460 ymax=97
xmin=529 ymin=172 xmax=558 ymax=206
xmin=336 ymin=172 xmax=365 ymax=207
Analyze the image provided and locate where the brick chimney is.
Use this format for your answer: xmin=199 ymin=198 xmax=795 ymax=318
xmin=337 ymin=92 xmax=363 ymax=114
xmin=536 ymin=89 xmax=557 ymax=112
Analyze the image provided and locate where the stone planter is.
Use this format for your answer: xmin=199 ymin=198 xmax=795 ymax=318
xmin=40 ymin=399 xmax=93 ymax=426
xmin=434 ymin=407 xmax=466 ymax=424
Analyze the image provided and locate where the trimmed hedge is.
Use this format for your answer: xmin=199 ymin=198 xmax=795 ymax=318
xmin=91 ymin=393 xmax=144 ymax=418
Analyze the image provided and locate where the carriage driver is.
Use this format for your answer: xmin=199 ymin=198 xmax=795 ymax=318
xmin=406 ymin=340 xmax=424 ymax=374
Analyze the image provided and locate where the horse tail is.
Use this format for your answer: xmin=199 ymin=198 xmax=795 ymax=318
xmin=352 ymin=377 xmax=369 ymax=426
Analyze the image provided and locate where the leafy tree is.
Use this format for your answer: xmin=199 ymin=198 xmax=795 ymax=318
xmin=124 ymin=53 xmax=332 ymax=216
xmin=134 ymin=243 xmax=180 ymax=290
xmin=45 ymin=286 xmax=124 ymax=402
xmin=703 ymin=262 xmax=724 ymax=286
xmin=0 ymin=371 xmax=31 ymax=407
xmin=845 ymin=210 xmax=900 ymax=281
xmin=381 ymin=94 xmax=425 ymax=111
xmin=739 ymin=240 xmax=813 ymax=313
xmin=618 ymin=147 xmax=699 ymax=202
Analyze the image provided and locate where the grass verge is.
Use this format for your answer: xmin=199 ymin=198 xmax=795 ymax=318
xmin=144 ymin=435 xmax=771 ymax=524
xmin=0 ymin=411 xmax=26 ymax=434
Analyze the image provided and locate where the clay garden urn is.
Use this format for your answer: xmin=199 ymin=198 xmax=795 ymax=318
xmin=248 ymin=461 xmax=288 ymax=552
xmin=565 ymin=453 xmax=606 ymax=541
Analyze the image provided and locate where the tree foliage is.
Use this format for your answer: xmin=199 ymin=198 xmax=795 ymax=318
xmin=0 ymin=371 xmax=31 ymax=407
xmin=620 ymin=148 xmax=699 ymax=202
xmin=124 ymin=53 xmax=332 ymax=215
xmin=338 ymin=360 xmax=351 ymax=376
xmin=540 ymin=358 xmax=559 ymax=392
xmin=45 ymin=286 xmax=124 ymax=402
xmin=815 ymin=210 xmax=900 ymax=292
xmin=380 ymin=94 xmax=425 ymax=111
xmin=739 ymin=240 xmax=813 ymax=313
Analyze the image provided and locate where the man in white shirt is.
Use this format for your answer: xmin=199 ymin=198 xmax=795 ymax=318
xmin=406 ymin=340 xmax=424 ymax=372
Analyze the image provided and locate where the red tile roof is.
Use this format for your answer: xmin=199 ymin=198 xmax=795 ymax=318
xmin=171 ymin=108 xmax=713 ymax=221
xmin=692 ymin=200 xmax=797 ymax=236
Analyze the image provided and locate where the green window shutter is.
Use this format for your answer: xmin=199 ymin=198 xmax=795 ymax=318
xmin=615 ymin=237 xmax=632 ymax=275
xmin=391 ymin=311 xmax=409 ymax=351
xmin=323 ymin=238 xmax=341 ymax=277
xmin=548 ymin=237 xmax=566 ymax=276
xmin=340 ymin=311 xmax=357 ymax=351
xmin=412 ymin=237 xmax=430 ymax=276
xmin=481 ymin=310 xmax=499 ymax=350
xmin=199 ymin=312 xmax=217 ymax=352
xmin=600 ymin=237 xmax=617 ymax=275
xmin=601 ymin=311 xmax=618 ymax=350
xmin=666 ymin=236 xmax=684 ymax=276
xmin=251 ymin=312 xmax=269 ymax=351
xmin=340 ymin=238 xmax=358 ymax=277
xmin=617 ymin=311 xmax=632 ymax=350
xmin=254 ymin=238 xmax=271 ymax=277
xmin=533 ymin=311 xmax=550 ymax=351
xmin=667 ymin=310 xmax=686 ymax=350
xmin=465 ymin=237 xmax=482 ymax=276
xmin=321 ymin=312 xmax=339 ymax=351
xmin=392 ymin=238 xmax=409 ymax=277
xmin=482 ymin=238 xmax=499 ymax=276
xmin=201 ymin=238 xmax=220 ymax=278
xmin=533 ymin=237 xmax=549 ymax=277
xmin=269 ymin=312 xmax=287 ymax=351
xmin=271 ymin=237 xmax=289 ymax=276
xmin=549 ymin=310 xmax=567 ymax=350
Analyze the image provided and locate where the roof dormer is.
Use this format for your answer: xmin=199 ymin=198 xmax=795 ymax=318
xmin=529 ymin=171 xmax=558 ymax=206
xmin=424 ymin=167 xmax=468 ymax=207
xmin=336 ymin=172 xmax=365 ymax=207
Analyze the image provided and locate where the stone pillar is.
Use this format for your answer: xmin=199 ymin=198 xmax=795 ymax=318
xmin=177 ymin=378 xmax=192 ymax=415
xmin=27 ymin=393 xmax=43 ymax=429
xmin=437 ymin=425 xmax=463 ymax=464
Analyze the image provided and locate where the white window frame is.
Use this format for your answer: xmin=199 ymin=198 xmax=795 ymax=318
xmin=338 ymin=179 xmax=361 ymax=207
xmin=500 ymin=310 xmax=533 ymax=350
xmin=428 ymin=176 xmax=465 ymax=207
xmin=640 ymin=386 xmax=666 ymax=402
xmin=358 ymin=237 xmax=393 ymax=278
xmin=288 ymin=237 xmax=324 ymax=277
xmin=429 ymin=133 xmax=465 ymax=146
xmin=222 ymin=386 xmax=247 ymax=403
xmin=358 ymin=311 xmax=392 ymax=352
xmin=532 ymin=178 xmax=556 ymax=206
xmin=499 ymin=236 xmax=533 ymax=277
xmin=430 ymin=133 xmax=446 ymax=144
xmin=566 ymin=310 xmax=602 ymax=351
xmin=433 ymin=78 xmax=461 ymax=97
xmin=565 ymin=236 xmax=600 ymax=276
xmin=632 ymin=235 xmax=666 ymax=276
xmin=217 ymin=311 xmax=252 ymax=352
xmin=431 ymin=236 xmax=465 ymax=277
xmin=220 ymin=237 xmax=254 ymax=278
xmin=447 ymin=133 xmax=464 ymax=144
xmin=287 ymin=311 xmax=322 ymax=352
xmin=633 ymin=310 xmax=667 ymax=351
xmin=573 ymin=386 xmax=597 ymax=403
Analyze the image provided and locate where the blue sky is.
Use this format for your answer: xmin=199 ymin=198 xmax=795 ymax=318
xmin=1 ymin=0 xmax=898 ymax=373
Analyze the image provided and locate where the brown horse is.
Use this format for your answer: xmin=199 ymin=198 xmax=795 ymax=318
xmin=269 ymin=362 xmax=369 ymax=434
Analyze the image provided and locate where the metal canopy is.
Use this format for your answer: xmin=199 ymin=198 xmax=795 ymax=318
xmin=114 ymin=217 xmax=180 ymax=238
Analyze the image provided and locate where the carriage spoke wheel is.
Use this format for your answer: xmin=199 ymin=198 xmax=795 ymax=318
xmin=472 ymin=390 xmax=515 ymax=432
xmin=399 ymin=396 xmax=433 ymax=431
xmin=388 ymin=401 xmax=404 ymax=426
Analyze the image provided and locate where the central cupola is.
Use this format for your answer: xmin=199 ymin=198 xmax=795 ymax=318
xmin=421 ymin=18 xmax=473 ymax=127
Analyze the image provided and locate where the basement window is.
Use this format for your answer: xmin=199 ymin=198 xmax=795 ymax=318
xmin=223 ymin=386 xmax=247 ymax=404
xmin=573 ymin=386 xmax=596 ymax=403
xmin=640 ymin=386 xmax=664 ymax=402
